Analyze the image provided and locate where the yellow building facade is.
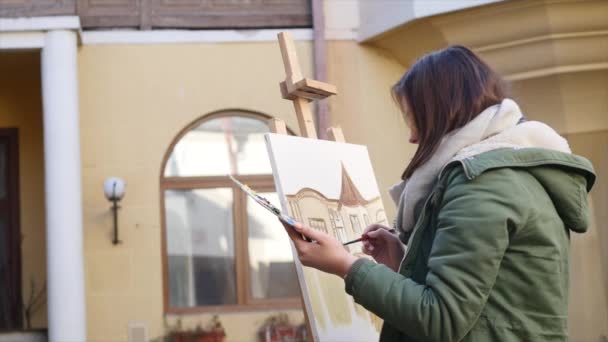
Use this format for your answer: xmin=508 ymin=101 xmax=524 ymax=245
xmin=0 ymin=0 xmax=607 ymax=341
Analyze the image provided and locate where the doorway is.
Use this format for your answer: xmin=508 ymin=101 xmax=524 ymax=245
xmin=0 ymin=128 xmax=22 ymax=330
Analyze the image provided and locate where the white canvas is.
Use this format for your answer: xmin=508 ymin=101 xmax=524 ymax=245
xmin=265 ymin=133 xmax=388 ymax=342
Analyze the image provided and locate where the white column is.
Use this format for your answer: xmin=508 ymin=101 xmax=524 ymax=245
xmin=41 ymin=30 xmax=86 ymax=342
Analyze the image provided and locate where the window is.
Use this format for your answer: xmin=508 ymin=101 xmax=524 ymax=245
xmin=350 ymin=215 xmax=362 ymax=234
xmin=363 ymin=213 xmax=370 ymax=226
xmin=308 ymin=218 xmax=328 ymax=234
xmin=334 ymin=227 xmax=347 ymax=243
xmin=328 ymin=209 xmax=344 ymax=229
xmin=290 ymin=202 xmax=302 ymax=222
xmin=161 ymin=112 xmax=300 ymax=313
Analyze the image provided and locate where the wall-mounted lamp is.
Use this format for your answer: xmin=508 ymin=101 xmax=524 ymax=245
xmin=103 ymin=177 xmax=126 ymax=245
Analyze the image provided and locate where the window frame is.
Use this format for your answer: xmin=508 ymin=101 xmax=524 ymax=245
xmin=328 ymin=208 xmax=344 ymax=229
xmin=308 ymin=217 xmax=328 ymax=234
xmin=350 ymin=214 xmax=362 ymax=234
xmin=159 ymin=110 xmax=301 ymax=314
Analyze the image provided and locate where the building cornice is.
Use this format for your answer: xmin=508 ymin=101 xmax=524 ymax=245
xmin=0 ymin=16 xmax=80 ymax=32
xmin=80 ymin=28 xmax=312 ymax=45
xmin=0 ymin=16 xmax=315 ymax=48
xmin=367 ymin=0 xmax=608 ymax=81
xmin=0 ymin=16 xmax=81 ymax=50
xmin=358 ymin=0 xmax=504 ymax=42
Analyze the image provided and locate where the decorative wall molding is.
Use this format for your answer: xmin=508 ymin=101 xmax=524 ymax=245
xmin=0 ymin=16 xmax=81 ymax=50
xmin=473 ymin=30 xmax=608 ymax=53
xmin=80 ymin=28 xmax=313 ymax=45
xmin=505 ymin=62 xmax=608 ymax=81
xmin=0 ymin=16 xmax=80 ymax=32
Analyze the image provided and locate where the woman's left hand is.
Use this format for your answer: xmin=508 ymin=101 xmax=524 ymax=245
xmin=280 ymin=220 xmax=359 ymax=278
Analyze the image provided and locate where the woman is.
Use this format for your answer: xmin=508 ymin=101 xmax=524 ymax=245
xmin=281 ymin=46 xmax=596 ymax=341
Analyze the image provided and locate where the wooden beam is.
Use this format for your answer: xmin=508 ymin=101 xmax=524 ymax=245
xmin=293 ymin=98 xmax=317 ymax=139
xmin=280 ymin=81 xmax=297 ymax=100
xmin=327 ymin=126 xmax=345 ymax=143
xmin=268 ymin=118 xmax=288 ymax=135
xmin=278 ymin=31 xmax=303 ymax=82
xmin=286 ymin=78 xmax=337 ymax=101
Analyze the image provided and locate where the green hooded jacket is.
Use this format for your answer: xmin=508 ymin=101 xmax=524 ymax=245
xmin=344 ymin=148 xmax=596 ymax=342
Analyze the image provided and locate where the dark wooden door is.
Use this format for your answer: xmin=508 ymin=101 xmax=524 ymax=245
xmin=0 ymin=128 xmax=22 ymax=331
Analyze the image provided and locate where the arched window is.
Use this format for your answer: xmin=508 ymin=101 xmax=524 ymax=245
xmin=161 ymin=111 xmax=300 ymax=313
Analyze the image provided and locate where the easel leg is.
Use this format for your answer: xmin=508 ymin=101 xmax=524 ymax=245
xmin=268 ymin=118 xmax=288 ymax=135
xmin=300 ymin=294 xmax=314 ymax=342
xmin=293 ymin=98 xmax=317 ymax=139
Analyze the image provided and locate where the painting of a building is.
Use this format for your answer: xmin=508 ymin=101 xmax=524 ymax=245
xmin=286 ymin=163 xmax=388 ymax=256
xmin=266 ymin=134 xmax=386 ymax=341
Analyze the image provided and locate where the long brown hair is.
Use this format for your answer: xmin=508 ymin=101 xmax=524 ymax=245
xmin=392 ymin=45 xmax=508 ymax=180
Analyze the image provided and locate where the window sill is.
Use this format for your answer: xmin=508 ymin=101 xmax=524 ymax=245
xmin=165 ymin=299 xmax=302 ymax=314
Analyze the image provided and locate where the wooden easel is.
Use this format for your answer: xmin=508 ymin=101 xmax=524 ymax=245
xmin=269 ymin=31 xmax=344 ymax=342
xmin=269 ymin=31 xmax=342 ymax=142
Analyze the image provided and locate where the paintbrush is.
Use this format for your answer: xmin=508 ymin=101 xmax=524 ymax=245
xmin=228 ymin=175 xmax=296 ymax=226
xmin=228 ymin=175 xmax=313 ymax=242
xmin=342 ymin=228 xmax=397 ymax=246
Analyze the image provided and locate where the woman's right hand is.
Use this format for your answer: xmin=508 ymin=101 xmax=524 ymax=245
xmin=362 ymin=224 xmax=405 ymax=272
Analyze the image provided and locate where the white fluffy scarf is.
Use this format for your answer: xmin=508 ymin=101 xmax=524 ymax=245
xmin=389 ymin=98 xmax=571 ymax=239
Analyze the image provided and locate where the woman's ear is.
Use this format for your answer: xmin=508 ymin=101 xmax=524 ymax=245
xmin=404 ymin=111 xmax=420 ymax=144
xmin=400 ymin=98 xmax=420 ymax=144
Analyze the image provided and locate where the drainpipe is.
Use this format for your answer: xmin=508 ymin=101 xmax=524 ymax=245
xmin=312 ymin=0 xmax=330 ymax=140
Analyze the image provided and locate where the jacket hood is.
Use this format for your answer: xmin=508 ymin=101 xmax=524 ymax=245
xmin=459 ymin=148 xmax=596 ymax=233
xmin=449 ymin=111 xmax=595 ymax=233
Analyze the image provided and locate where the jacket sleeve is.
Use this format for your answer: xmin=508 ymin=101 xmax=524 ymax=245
xmin=344 ymin=168 xmax=528 ymax=342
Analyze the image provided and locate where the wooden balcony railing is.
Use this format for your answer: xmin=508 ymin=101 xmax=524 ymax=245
xmin=0 ymin=0 xmax=312 ymax=29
